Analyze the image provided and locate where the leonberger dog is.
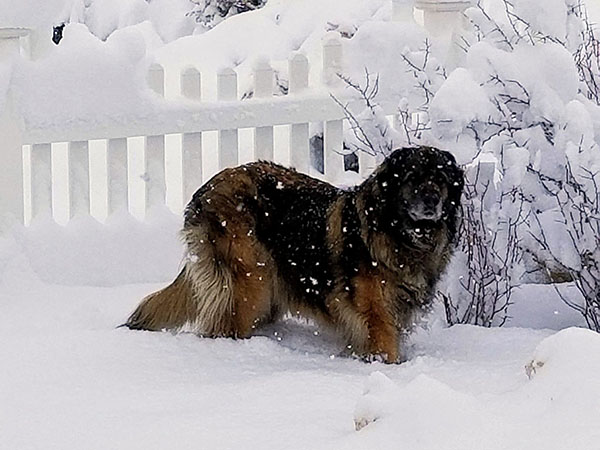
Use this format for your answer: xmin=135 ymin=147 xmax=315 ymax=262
xmin=126 ymin=146 xmax=464 ymax=363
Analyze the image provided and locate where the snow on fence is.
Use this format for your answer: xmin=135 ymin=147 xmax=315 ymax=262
xmin=0 ymin=0 xmax=474 ymax=227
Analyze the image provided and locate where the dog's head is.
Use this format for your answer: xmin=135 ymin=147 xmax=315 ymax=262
xmin=377 ymin=146 xmax=464 ymax=226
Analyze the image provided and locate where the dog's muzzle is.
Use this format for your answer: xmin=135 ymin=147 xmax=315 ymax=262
xmin=409 ymin=193 xmax=442 ymax=221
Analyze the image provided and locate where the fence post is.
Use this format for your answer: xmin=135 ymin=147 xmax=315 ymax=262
xmin=414 ymin=0 xmax=473 ymax=68
xmin=0 ymin=30 xmax=27 ymax=227
xmin=323 ymin=37 xmax=345 ymax=181
xmin=0 ymin=92 xmax=25 ymax=227
xmin=322 ymin=37 xmax=343 ymax=87
xmin=289 ymin=53 xmax=310 ymax=173
xmin=392 ymin=0 xmax=416 ymax=21
xmin=145 ymin=63 xmax=167 ymax=212
xmin=217 ymin=68 xmax=239 ymax=169
xmin=254 ymin=59 xmax=274 ymax=161
xmin=181 ymin=67 xmax=203 ymax=204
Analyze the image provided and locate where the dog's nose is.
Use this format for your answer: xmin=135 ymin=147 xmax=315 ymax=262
xmin=422 ymin=192 xmax=440 ymax=210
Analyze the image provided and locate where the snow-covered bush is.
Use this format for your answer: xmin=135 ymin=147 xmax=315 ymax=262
xmin=526 ymin=114 xmax=600 ymax=331
xmin=334 ymin=71 xmax=402 ymax=158
xmin=337 ymin=39 xmax=445 ymax=158
xmin=441 ymin=162 xmax=528 ymax=327
xmin=188 ymin=0 xmax=267 ymax=30
xmin=430 ymin=0 xmax=600 ymax=329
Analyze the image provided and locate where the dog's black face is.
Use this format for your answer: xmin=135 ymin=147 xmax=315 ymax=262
xmin=377 ymin=146 xmax=463 ymax=229
xmin=401 ymin=168 xmax=448 ymax=222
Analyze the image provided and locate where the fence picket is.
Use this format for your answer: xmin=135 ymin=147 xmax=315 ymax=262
xmin=254 ymin=60 xmax=274 ymax=161
xmin=218 ymin=68 xmax=238 ymax=169
xmin=322 ymin=38 xmax=345 ymax=180
xmin=68 ymin=141 xmax=90 ymax=219
xmin=145 ymin=64 xmax=167 ymax=211
xmin=30 ymin=143 xmax=53 ymax=221
xmin=145 ymin=135 xmax=166 ymax=210
xmin=107 ymin=138 xmax=129 ymax=215
xmin=289 ymin=53 xmax=310 ymax=173
xmin=324 ymin=120 xmax=344 ymax=182
xmin=181 ymin=67 xmax=203 ymax=204
xmin=359 ymin=151 xmax=377 ymax=178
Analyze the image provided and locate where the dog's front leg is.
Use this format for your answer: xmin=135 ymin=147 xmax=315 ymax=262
xmin=363 ymin=313 xmax=400 ymax=364
xmin=351 ymin=270 xmax=401 ymax=364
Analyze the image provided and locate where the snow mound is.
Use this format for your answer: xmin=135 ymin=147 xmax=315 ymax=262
xmin=354 ymin=371 xmax=490 ymax=435
xmin=526 ymin=327 xmax=600 ymax=383
xmin=12 ymin=23 xmax=160 ymax=131
xmin=7 ymin=208 xmax=183 ymax=286
xmin=353 ymin=372 xmax=499 ymax=449
xmin=351 ymin=327 xmax=600 ymax=450
xmin=0 ymin=0 xmax=68 ymax=28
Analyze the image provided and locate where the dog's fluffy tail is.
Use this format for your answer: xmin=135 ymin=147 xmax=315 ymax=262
xmin=125 ymin=269 xmax=197 ymax=332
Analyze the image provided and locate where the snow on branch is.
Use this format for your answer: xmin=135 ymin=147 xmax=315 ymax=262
xmin=188 ymin=0 xmax=267 ymax=30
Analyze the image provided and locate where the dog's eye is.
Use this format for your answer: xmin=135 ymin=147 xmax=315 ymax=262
xmin=402 ymin=171 xmax=415 ymax=183
xmin=435 ymin=173 xmax=449 ymax=183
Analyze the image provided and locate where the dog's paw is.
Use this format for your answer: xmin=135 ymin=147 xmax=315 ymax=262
xmin=361 ymin=352 xmax=402 ymax=364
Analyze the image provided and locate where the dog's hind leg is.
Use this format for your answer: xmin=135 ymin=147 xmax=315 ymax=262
xmin=179 ymin=220 xmax=277 ymax=338
xmin=213 ymin=231 xmax=276 ymax=338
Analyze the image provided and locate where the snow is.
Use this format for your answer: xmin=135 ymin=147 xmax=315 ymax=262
xmin=71 ymin=0 xmax=149 ymax=41
xmin=11 ymin=23 xmax=160 ymax=131
xmin=146 ymin=0 xmax=196 ymax=43
xmin=9 ymin=211 xmax=182 ymax=286
xmin=0 ymin=248 xmax=594 ymax=450
xmin=429 ymin=67 xmax=495 ymax=161
xmin=0 ymin=0 xmax=69 ymax=28
xmin=352 ymin=328 xmax=600 ymax=450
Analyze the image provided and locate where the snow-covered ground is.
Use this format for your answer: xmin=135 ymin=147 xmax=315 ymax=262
xmin=1 ymin=217 xmax=599 ymax=450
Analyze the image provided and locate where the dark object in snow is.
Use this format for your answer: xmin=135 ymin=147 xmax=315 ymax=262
xmin=344 ymin=151 xmax=359 ymax=173
xmin=125 ymin=146 xmax=464 ymax=363
xmin=309 ymin=133 xmax=324 ymax=174
xmin=52 ymin=24 xmax=65 ymax=45
xmin=188 ymin=0 xmax=267 ymax=29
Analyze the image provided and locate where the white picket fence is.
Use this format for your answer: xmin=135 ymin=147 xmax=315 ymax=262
xmin=22 ymin=40 xmax=362 ymax=224
xmin=0 ymin=0 xmax=474 ymax=227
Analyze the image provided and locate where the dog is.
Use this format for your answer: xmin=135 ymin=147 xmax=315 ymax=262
xmin=125 ymin=146 xmax=464 ymax=363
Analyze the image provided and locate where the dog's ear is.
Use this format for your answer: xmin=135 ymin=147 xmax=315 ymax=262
xmin=439 ymin=150 xmax=464 ymax=203
xmin=384 ymin=147 xmax=419 ymax=181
